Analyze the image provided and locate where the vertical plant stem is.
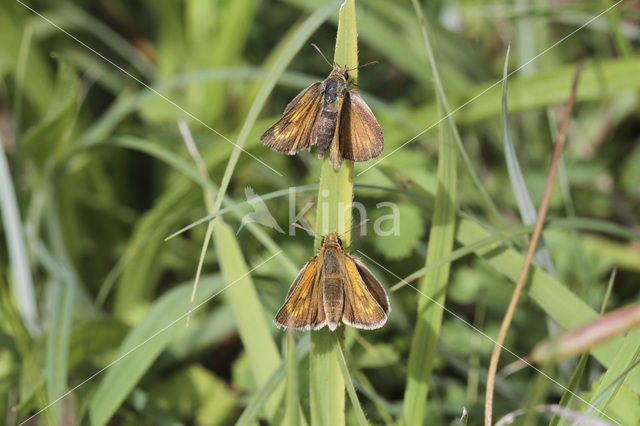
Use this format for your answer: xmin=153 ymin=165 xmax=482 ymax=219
xmin=284 ymin=332 xmax=300 ymax=426
xmin=309 ymin=1 xmax=357 ymax=424
xmin=484 ymin=66 xmax=582 ymax=426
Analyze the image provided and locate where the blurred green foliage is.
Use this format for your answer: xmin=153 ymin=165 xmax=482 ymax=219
xmin=0 ymin=0 xmax=639 ymax=425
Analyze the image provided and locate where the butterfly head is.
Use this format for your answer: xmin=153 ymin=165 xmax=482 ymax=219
xmin=329 ymin=65 xmax=350 ymax=83
xmin=322 ymin=232 xmax=343 ymax=248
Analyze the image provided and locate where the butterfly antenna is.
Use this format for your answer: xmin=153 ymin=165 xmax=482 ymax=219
xmin=311 ymin=43 xmax=333 ymax=68
xmin=339 ymin=219 xmax=370 ymax=238
xmin=347 ymin=61 xmax=379 ymax=72
xmin=293 ymin=222 xmax=322 ymax=238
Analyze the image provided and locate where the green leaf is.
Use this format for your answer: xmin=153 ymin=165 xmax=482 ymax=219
xmin=236 ymin=335 xmax=311 ymax=426
xmin=353 ymin=342 xmax=400 ymax=369
xmin=49 ymin=4 xmax=154 ymax=78
xmin=44 ymin=280 xmax=74 ymax=424
xmin=410 ymin=56 xmax=640 ymax=126
xmin=88 ymin=275 xmax=224 ymax=426
xmin=212 ymin=220 xmax=283 ymax=419
xmin=0 ymin=135 xmax=39 ymax=334
xmin=335 ymin=334 xmax=369 ymax=426
xmin=501 ymin=45 xmax=555 ymax=274
xmin=146 ymin=365 xmax=237 ymax=426
xmin=370 ymin=202 xmax=423 ymax=260
xmin=585 ymin=327 xmax=640 ymax=424
xmin=21 ymin=58 xmax=79 ymax=165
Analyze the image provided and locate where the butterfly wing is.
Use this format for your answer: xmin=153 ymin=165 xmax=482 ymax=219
xmin=338 ymin=91 xmax=384 ymax=162
xmin=261 ymin=82 xmax=323 ymax=154
xmin=274 ymin=256 xmax=326 ymax=330
xmin=341 ymin=255 xmax=388 ymax=329
xmin=349 ymin=256 xmax=390 ymax=315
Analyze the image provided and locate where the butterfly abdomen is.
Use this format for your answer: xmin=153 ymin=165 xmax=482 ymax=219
xmin=322 ymin=248 xmax=344 ymax=330
xmin=314 ymin=110 xmax=338 ymax=156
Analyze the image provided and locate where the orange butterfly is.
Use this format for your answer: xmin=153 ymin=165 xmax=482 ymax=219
xmin=274 ymin=232 xmax=390 ymax=331
xmin=261 ymin=45 xmax=383 ymax=170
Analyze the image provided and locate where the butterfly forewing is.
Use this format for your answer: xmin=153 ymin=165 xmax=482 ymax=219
xmin=261 ymin=82 xmax=323 ymax=154
xmin=339 ymin=91 xmax=384 ymax=162
xmin=341 ymin=256 xmax=388 ymax=329
xmin=274 ymin=257 xmax=326 ymax=330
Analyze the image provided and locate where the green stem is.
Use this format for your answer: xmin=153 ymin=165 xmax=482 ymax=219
xmin=309 ymin=1 xmax=358 ymax=425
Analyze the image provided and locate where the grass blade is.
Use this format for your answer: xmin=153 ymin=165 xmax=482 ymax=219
xmin=44 ymin=279 xmax=74 ymax=424
xmin=178 ymin=119 xmax=285 ymax=419
xmin=51 ymin=3 xmax=154 ymax=78
xmin=212 ymin=220 xmax=284 ymax=419
xmin=583 ymin=326 xmax=640 ymax=423
xmin=550 ymin=353 xmax=589 ymax=426
xmin=236 ymin=335 xmax=311 ymax=426
xmin=501 ymin=45 xmax=555 ymax=274
xmin=335 ymin=334 xmax=369 ymax=426
xmin=410 ymin=56 xmax=640 ymax=126
xmin=88 ymin=276 xmax=224 ymax=425
xmin=0 ymin=136 xmax=39 ymax=335
xmin=485 ymin=67 xmax=582 ymax=424
xmin=404 ymin=2 xmax=458 ymax=423
xmin=549 ymin=267 xmax=617 ymax=426
xmin=529 ymin=304 xmax=640 ymax=362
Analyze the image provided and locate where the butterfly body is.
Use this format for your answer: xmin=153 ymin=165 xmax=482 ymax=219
xmin=313 ymin=68 xmax=348 ymax=159
xmin=274 ymin=233 xmax=390 ymax=331
xmin=319 ymin=238 xmax=344 ymax=330
xmin=261 ymin=65 xmax=383 ymax=170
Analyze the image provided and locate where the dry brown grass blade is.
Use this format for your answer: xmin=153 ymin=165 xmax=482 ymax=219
xmin=529 ymin=303 xmax=640 ymax=363
xmin=484 ymin=64 xmax=583 ymax=425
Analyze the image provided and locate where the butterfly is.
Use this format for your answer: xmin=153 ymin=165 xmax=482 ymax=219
xmin=261 ymin=45 xmax=384 ymax=170
xmin=274 ymin=232 xmax=390 ymax=331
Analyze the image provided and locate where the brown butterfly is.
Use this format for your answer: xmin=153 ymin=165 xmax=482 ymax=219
xmin=274 ymin=232 xmax=390 ymax=331
xmin=261 ymin=45 xmax=384 ymax=170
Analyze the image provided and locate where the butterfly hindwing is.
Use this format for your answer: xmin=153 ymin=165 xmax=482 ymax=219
xmin=349 ymin=256 xmax=390 ymax=315
xmin=339 ymin=91 xmax=384 ymax=162
xmin=341 ymin=255 xmax=388 ymax=329
xmin=261 ymin=82 xmax=323 ymax=154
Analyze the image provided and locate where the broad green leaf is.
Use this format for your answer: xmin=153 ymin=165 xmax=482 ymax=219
xmin=88 ymin=276 xmax=223 ymax=426
xmin=146 ymin=365 xmax=237 ymax=426
xmin=212 ymin=220 xmax=283 ymax=419
xmin=370 ymin=202 xmax=424 ymax=260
